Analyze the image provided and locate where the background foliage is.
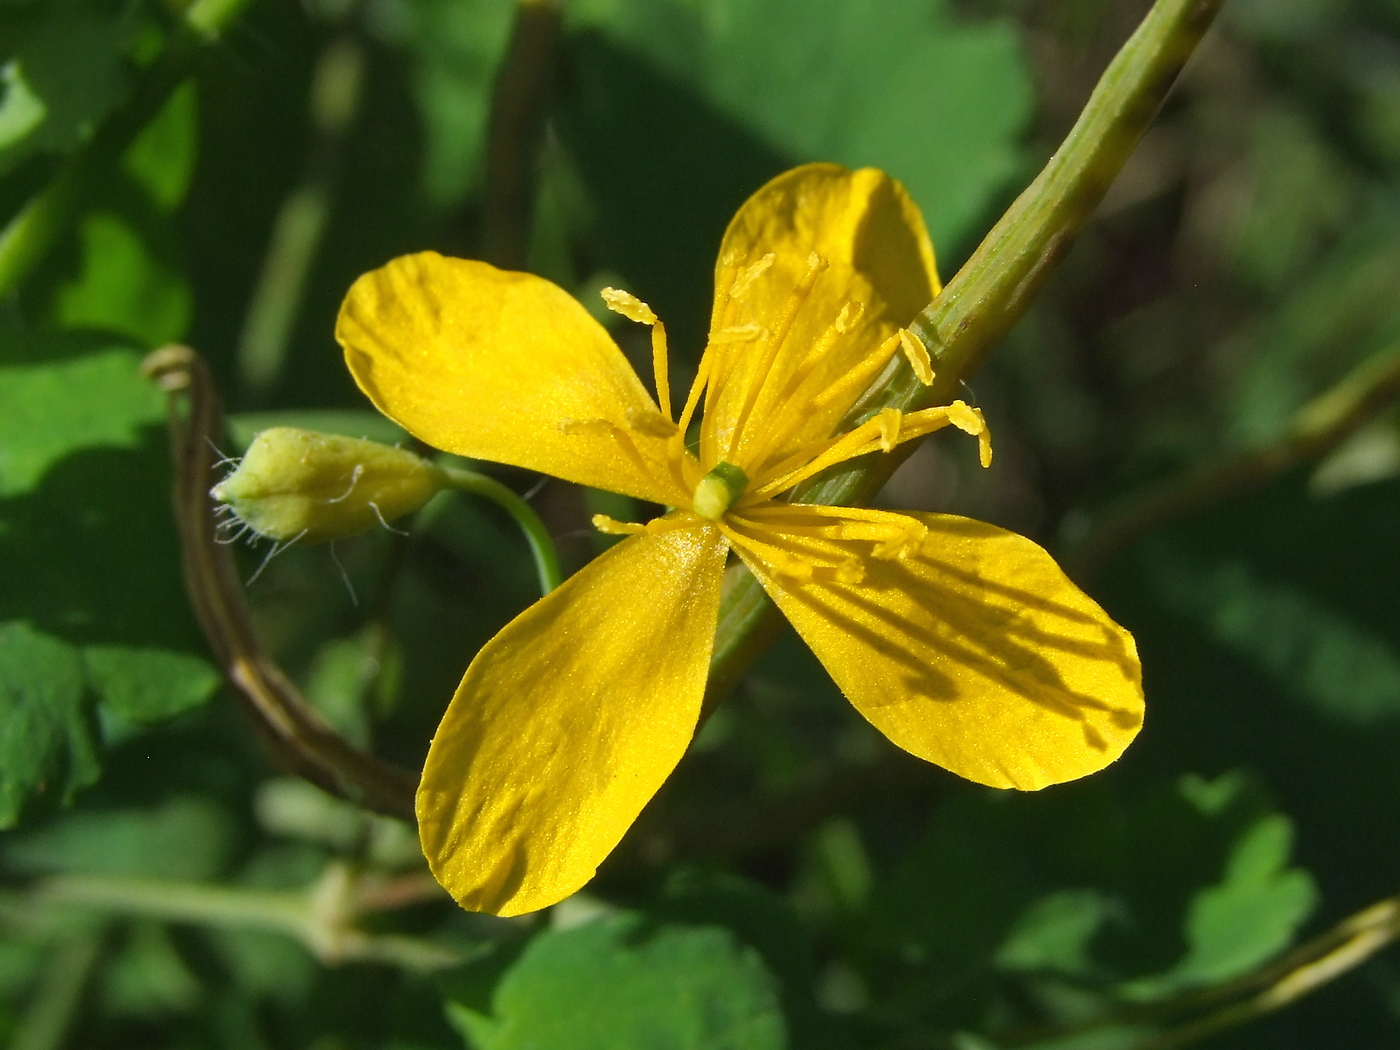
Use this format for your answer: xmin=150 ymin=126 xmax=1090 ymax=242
xmin=2 ymin=0 xmax=1400 ymax=1048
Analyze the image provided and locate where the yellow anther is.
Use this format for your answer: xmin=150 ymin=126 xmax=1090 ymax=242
xmin=710 ymin=323 xmax=767 ymax=344
xmin=728 ymin=253 xmax=776 ymax=298
xmin=592 ymin=514 xmax=645 ymax=536
xmin=558 ymin=418 xmax=615 ymax=437
xmin=833 ymin=301 xmax=864 ymax=334
xmin=875 ymin=407 xmax=903 ymax=452
xmin=768 ymin=553 xmax=814 ymax=584
xmin=828 ymin=558 xmax=866 ymax=585
xmin=873 ymin=519 xmax=928 ymax=560
xmin=946 ymin=400 xmax=982 ymax=435
xmin=600 ymin=287 xmax=657 ymax=325
xmin=899 ymin=328 xmax=934 ymax=385
xmin=624 ymin=408 xmax=677 ymax=438
xmin=945 ymin=402 xmax=992 ymax=468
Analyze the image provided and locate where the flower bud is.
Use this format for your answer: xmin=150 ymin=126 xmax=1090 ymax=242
xmin=212 ymin=427 xmax=445 ymax=544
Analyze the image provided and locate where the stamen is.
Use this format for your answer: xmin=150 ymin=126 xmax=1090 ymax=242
xmin=625 ymin=407 xmax=676 ymax=439
xmin=710 ymin=323 xmax=767 ymax=344
xmin=592 ymin=514 xmax=646 ymax=536
xmin=751 ymin=404 xmax=963 ymax=498
xmin=742 ymin=320 xmax=895 ymax=475
xmin=947 ymin=401 xmax=993 ymax=467
xmin=873 ymin=518 xmax=928 ymax=560
xmin=834 ymin=301 xmax=861 ymax=334
xmin=724 ymin=253 xmax=828 ymax=460
xmin=899 ymin=328 xmax=934 ymax=385
xmin=728 ymin=253 xmax=776 ymax=299
xmin=600 ymin=287 xmax=657 ymax=325
xmin=651 ymin=321 xmax=672 ymax=422
xmin=875 ymin=408 xmax=902 ymax=452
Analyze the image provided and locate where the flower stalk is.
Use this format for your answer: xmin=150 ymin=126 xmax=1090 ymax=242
xmin=704 ymin=0 xmax=1225 ymax=710
xmin=143 ymin=346 xmax=419 ymax=822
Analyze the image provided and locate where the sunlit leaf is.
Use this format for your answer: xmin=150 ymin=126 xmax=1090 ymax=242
xmin=450 ymin=913 xmax=788 ymax=1050
xmin=55 ymin=214 xmax=192 ymax=348
xmin=0 ymin=347 xmax=162 ymax=498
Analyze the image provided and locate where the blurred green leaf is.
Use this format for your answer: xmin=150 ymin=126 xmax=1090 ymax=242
xmin=0 ymin=620 xmax=99 ymax=829
xmin=0 ymin=60 xmax=46 ymax=152
xmin=996 ymin=890 xmax=1118 ymax=980
xmin=55 ymin=213 xmax=192 ymax=347
xmin=1125 ymin=814 xmax=1316 ymax=997
xmin=0 ymin=0 xmax=125 ymax=171
xmin=82 ymin=646 xmax=218 ymax=725
xmin=450 ymin=912 xmax=788 ymax=1050
xmin=0 ymin=346 xmax=162 ymax=498
xmin=1145 ymin=546 xmax=1400 ymax=725
xmin=567 ymin=0 xmax=1031 ymax=255
xmin=122 ymin=80 xmax=199 ymax=212
xmin=2 ymin=795 xmax=234 ymax=880
xmin=384 ymin=0 xmax=515 ymax=208
xmin=99 ymin=921 xmax=201 ymax=1017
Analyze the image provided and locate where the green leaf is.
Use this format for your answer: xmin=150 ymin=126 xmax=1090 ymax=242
xmin=395 ymin=0 xmax=516 ymax=208
xmin=0 ymin=346 xmax=162 ymax=498
xmin=1145 ymin=547 xmax=1400 ymax=725
xmin=996 ymin=891 xmax=1117 ymax=979
xmin=450 ymin=913 xmax=788 ymax=1050
xmin=2 ymin=796 xmax=234 ymax=880
xmin=0 ymin=60 xmax=47 ymax=152
xmin=82 ymin=646 xmax=218 ymax=725
xmin=55 ymin=213 xmax=192 ymax=347
xmin=122 ymin=81 xmax=199 ymax=212
xmin=1124 ymin=814 xmax=1316 ymax=997
xmin=0 ymin=621 xmax=99 ymax=829
xmin=0 ymin=1 xmax=125 ymax=171
xmin=566 ymin=0 xmax=1031 ymax=254
xmin=1173 ymin=816 xmax=1317 ymax=985
xmin=99 ymin=922 xmax=201 ymax=1017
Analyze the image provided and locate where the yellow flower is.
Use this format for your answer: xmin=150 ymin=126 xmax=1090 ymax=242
xmin=335 ymin=164 xmax=1144 ymax=917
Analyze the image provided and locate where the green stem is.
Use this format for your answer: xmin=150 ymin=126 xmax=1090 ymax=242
xmin=441 ymin=466 xmax=563 ymax=595
xmin=38 ymin=867 xmax=464 ymax=973
xmin=1065 ymin=341 xmax=1400 ymax=583
xmin=0 ymin=0 xmax=256 ymax=297
xmin=701 ymin=0 xmax=1224 ymax=707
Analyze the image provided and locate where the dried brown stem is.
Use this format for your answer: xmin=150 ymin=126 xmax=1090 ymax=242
xmin=142 ymin=345 xmax=418 ymax=822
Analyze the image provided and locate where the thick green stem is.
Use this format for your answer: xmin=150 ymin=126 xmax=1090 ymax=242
xmin=441 ymin=466 xmax=563 ymax=595
xmin=702 ymin=0 xmax=1224 ymax=706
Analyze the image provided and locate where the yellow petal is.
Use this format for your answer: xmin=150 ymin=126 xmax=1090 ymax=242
xmin=704 ymin=164 xmax=941 ymax=472
xmin=726 ymin=505 xmax=1143 ymax=790
xmin=337 ymin=252 xmax=685 ymax=505
xmin=417 ymin=523 xmax=728 ymax=916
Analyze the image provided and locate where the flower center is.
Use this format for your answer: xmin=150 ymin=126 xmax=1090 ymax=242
xmin=691 ymin=461 xmax=749 ymax=521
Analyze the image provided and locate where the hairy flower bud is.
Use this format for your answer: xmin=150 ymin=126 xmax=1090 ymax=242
xmin=212 ymin=427 xmax=445 ymax=544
